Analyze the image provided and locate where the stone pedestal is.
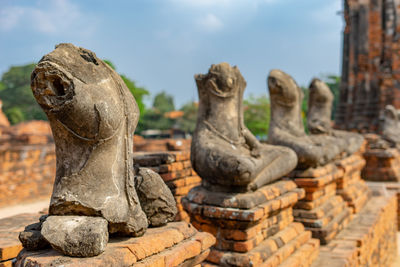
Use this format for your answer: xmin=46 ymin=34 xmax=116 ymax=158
xmin=183 ymin=180 xmax=320 ymax=266
xmin=134 ymin=151 xmax=201 ymax=222
xmin=15 ymin=222 xmax=215 ymax=267
xmin=362 ymin=148 xmax=400 ymax=182
xmin=335 ymin=154 xmax=370 ymax=213
xmin=289 ymin=164 xmax=353 ymax=245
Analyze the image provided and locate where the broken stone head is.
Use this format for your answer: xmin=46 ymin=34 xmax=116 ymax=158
xmin=191 ymin=63 xmax=297 ymax=192
xmin=19 ymin=43 xmax=176 ymax=257
xmin=307 ymin=78 xmax=364 ymax=155
xmin=267 ymin=70 xmax=344 ymax=169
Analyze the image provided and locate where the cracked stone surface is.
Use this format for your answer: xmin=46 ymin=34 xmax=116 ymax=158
xmin=41 ymin=216 xmax=108 ymax=257
xmin=21 ymin=43 xmax=178 ymax=257
xmin=135 ymin=167 xmax=177 ymax=227
xmin=191 ymin=63 xmax=297 ymax=192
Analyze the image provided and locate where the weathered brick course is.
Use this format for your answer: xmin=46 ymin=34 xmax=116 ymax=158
xmin=15 ymin=221 xmax=215 ymax=267
xmin=290 ymin=161 xmax=354 ymax=245
xmin=133 ymin=150 xmax=200 ymax=222
xmin=0 ymin=143 xmax=55 ymax=208
xmin=336 ymin=0 xmax=400 ymax=131
xmin=184 ymin=180 xmax=319 ymax=266
xmin=311 ymin=192 xmax=398 ymax=267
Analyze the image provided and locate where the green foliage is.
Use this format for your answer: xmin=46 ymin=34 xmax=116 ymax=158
xmin=137 ymin=91 xmax=176 ymax=133
xmin=103 ymin=59 xmax=149 ymax=116
xmin=243 ymin=95 xmax=270 ymax=140
xmin=0 ymin=63 xmax=47 ymax=124
xmin=177 ymin=101 xmax=198 ymax=134
xmin=6 ymin=107 xmax=25 ymax=124
xmin=153 ymin=92 xmax=175 ymax=114
xmin=120 ymin=75 xmax=149 ymax=115
xmin=103 ymin=59 xmax=116 ymax=70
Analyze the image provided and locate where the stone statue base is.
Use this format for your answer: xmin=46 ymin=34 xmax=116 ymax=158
xmin=363 ymin=148 xmax=400 ymax=182
xmin=15 ymin=222 xmax=215 ymax=267
xmin=183 ymin=180 xmax=320 ymax=266
xmin=335 ymin=155 xmax=371 ymax=213
xmin=289 ymin=164 xmax=353 ymax=245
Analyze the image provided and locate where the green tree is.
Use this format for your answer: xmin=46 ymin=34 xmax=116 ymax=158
xmin=243 ymin=95 xmax=270 ymax=140
xmin=137 ymin=91 xmax=176 ymax=133
xmin=153 ymin=92 xmax=175 ymax=113
xmin=103 ymin=60 xmax=149 ymax=115
xmin=0 ymin=63 xmax=47 ymax=124
xmin=177 ymin=101 xmax=198 ymax=134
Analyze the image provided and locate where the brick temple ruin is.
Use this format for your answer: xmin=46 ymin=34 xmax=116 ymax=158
xmin=2 ymin=2 xmax=400 ymax=264
xmin=336 ymin=0 xmax=400 ymax=132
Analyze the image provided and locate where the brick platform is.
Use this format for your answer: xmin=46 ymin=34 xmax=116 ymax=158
xmin=15 ymin=221 xmax=215 ymax=267
xmin=133 ymin=138 xmax=191 ymax=152
xmin=367 ymin=181 xmax=400 ymax=230
xmin=335 ymin=154 xmax=370 ymax=213
xmin=311 ymin=190 xmax=398 ymax=267
xmin=289 ymin=164 xmax=353 ymax=245
xmin=183 ymin=180 xmax=320 ymax=266
xmin=133 ymin=151 xmax=201 ymax=222
xmin=0 ymin=212 xmax=46 ymax=267
xmin=362 ymin=148 xmax=400 ymax=182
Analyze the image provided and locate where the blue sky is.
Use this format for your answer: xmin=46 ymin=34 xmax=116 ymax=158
xmin=0 ymin=0 xmax=343 ymax=107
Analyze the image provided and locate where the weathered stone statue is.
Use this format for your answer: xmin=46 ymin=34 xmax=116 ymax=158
xmin=20 ymin=43 xmax=176 ymax=257
xmin=379 ymin=105 xmax=400 ymax=147
xmin=191 ymin=63 xmax=297 ymax=192
xmin=307 ymin=78 xmax=364 ymax=155
xmin=267 ymin=70 xmax=344 ymax=169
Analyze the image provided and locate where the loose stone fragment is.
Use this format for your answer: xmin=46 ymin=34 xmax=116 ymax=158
xmin=136 ymin=167 xmax=177 ymax=226
xmin=19 ymin=221 xmax=50 ymax=251
xmin=41 ymin=216 xmax=108 ymax=257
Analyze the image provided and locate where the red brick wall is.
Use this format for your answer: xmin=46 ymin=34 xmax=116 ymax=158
xmin=336 ymin=0 xmax=400 ymax=132
xmin=0 ymin=143 xmax=56 ymax=208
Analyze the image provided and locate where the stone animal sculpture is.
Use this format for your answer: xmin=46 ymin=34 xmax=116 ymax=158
xmin=19 ymin=43 xmax=176 ymax=257
xmin=191 ymin=63 xmax=297 ymax=193
xmin=267 ymin=70 xmax=344 ymax=169
xmin=307 ymin=78 xmax=364 ymax=155
xmin=379 ymin=105 xmax=400 ymax=147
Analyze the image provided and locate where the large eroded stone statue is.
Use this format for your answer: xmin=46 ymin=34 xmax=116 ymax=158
xmin=267 ymin=70 xmax=344 ymax=169
xmin=307 ymin=78 xmax=364 ymax=155
xmin=191 ymin=63 xmax=297 ymax=192
xmin=20 ymin=43 xmax=176 ymax=257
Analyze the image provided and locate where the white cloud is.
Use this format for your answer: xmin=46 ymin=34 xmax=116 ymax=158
xmin=197 ymin=14 xmax=223 ymax=32
xmin=0 ymin=0 xmax=97 ymax=35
